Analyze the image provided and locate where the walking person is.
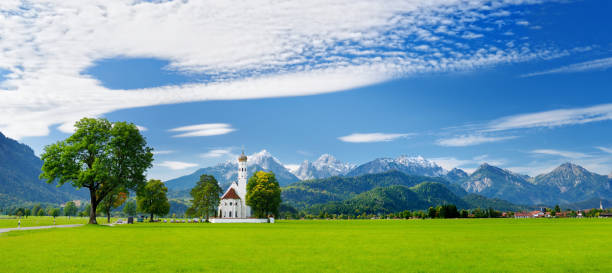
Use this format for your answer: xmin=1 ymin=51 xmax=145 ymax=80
xmin=18 ymin=219 xmax=20 ymax=229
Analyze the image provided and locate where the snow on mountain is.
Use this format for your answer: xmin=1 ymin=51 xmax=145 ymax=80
xmin=292 ymin=154 xmax=355 ymax=180
xmin=165 ymin=149 xmax=300 ymax=190
xmin=346 ymin=155 xmax=446 ymax=177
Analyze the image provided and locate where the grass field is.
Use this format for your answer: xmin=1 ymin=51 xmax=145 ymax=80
xmin=0 ymin=216 xmax=118 ymax=228
xmin=1 ymin=218 xmax=610 ymax=272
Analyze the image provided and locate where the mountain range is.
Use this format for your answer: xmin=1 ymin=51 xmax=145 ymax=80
xmin=167 ymin=149 xmax=612 ymax=206
xmin=0 ymin=132 xmax=87 ymax=207
xmin=1 ymin=129 xmax=610 ymax=208
xmin=285 ymin=171 xmax=526 ymax=214
xmin=451 ymin=163 xmax=612 ymax=205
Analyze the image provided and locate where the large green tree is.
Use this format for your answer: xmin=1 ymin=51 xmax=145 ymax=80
xmin=190 ymin=174 xmax=222 ymax=221
xmin=137 ymin=179 xmax=170 ymax=222
xmin=246 ymin=171 xmax=282 ymax=218
xmin=64 ymin=201 xmax=78 ymax=219
xmin=40 ymin=118 xmax=153 ymax=224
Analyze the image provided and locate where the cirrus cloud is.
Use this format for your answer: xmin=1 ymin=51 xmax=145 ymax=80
xmin=0 ymin=0 xmax=575 ymax=139
xmin=157 ymin=161 xmax=198 ymax=170
xmin=169 ymin=123 xmax=236 ymax=138
xmin=338 ymin=133 xmax=414 ymax=143
xmin=436 ymin=135 xmax=517 ymax=147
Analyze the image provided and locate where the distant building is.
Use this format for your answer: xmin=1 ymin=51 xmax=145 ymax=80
xmin=217 ymin=151 xmax=252 ymax=219
xmin=514 ymin=211 xmax=545 ymax=218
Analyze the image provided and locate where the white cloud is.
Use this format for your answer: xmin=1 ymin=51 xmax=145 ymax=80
xmin=436 ymin=135 xmax=517 ymax=147
xmin=338 ymin=133 xmax=413 ymax=143
xmin=157 ymin=161 xmax=198 ymax=170
xmin=530 ymin=149 xmax=589 ymax=159
xmin=0 ymin=0 xmax=572 ymax=139
xmin=521 ymin=57 xmax=612 ymax=77
xmin=596 ymin=146 xmax=612 ymax=154
xmin=152 ymin=150 xmax=174 ymax=155
xmin=136 ymin=125 xmax=148 ymax=132
xmin=169 ymin=123 xmax=236 ymax=137
xmin=430 ymin=157 xmax=473 ymax=170
xmin=516 ymin=20 xmax=529 ymax=26
xmin=201 ymin=148 xmax=235 ymax=158
xmin=461 ymin=32 xmax=484 ymax=39
xmin=485 ymin=103 xmax=612 ymax=132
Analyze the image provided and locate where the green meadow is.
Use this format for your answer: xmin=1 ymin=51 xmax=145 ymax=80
xmin=0 ymin=216 xmax=96 ymax=228
xmin=1 ymin=218 xmax=610 ymax=272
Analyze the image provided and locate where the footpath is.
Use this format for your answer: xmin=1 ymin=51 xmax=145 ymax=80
xmin=0 ymin=224 xmax=83 ymax=233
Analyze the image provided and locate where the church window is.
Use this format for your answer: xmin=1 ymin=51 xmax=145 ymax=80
xmin=229 ymin=211 xmax=232 ymax=217
xmin=230 ymin=202 xmax=232 ymax=206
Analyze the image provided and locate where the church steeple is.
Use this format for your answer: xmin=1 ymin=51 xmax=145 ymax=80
xmin=237 ymin=150 xmax=248 ymax=191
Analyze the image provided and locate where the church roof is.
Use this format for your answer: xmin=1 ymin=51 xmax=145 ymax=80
xmin=221 ymin=188 xmax=240 ymax=200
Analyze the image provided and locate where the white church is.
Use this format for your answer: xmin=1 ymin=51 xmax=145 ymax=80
xmin=211 ymin=151 xmax=270 ymax=223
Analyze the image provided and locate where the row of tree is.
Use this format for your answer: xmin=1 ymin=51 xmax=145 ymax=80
xmin=37 ymin=117 xmax=280 ymax=224
xmin=278 ymin=205 xmax=507 ymax=219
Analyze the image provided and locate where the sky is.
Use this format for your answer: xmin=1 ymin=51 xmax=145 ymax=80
xmin=1 ymin=0 xmax=611 ymax=180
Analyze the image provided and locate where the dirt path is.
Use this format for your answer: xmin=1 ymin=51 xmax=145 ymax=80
xmin=0 ymin=224 xmax=83 ymax=233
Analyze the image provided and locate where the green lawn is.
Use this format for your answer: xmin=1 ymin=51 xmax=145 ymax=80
xmin=1 ymin=218 xmax=610 ymax=272
xmin=0 ymin=216 xmax=101 ymax=228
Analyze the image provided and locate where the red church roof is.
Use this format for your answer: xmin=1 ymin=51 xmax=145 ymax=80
xmin=221 ymin=188 xmax=240 ymax=200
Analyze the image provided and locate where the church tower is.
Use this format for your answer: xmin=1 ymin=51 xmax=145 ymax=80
xmin=237 ymin=150 xmax=248 ymax=197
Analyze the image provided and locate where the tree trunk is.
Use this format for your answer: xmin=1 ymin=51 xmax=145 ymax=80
xmin=106 ymin=209 xmax=111 ymax=223
xmin=89 ymin=188 xmax=98 ymax=224
xmin=150 ymin=213 xmax=154 ymax=222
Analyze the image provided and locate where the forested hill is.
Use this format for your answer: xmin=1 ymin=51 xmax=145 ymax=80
xmin=282 ymin=170 xmax=524 ymax=214
xmin=0 ymin=132 xmax=87 ymax=206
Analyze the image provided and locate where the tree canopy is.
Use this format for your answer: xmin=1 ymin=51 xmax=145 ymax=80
xmin=40 ymin=118 xmax=153 ymax=224
xmin=246 ymin=171 xmax=281 ymax=218
xmin=190 ymin=174 xmax=222 ymax=221
xmin=137 ymin=179 xmax=170 ymax=222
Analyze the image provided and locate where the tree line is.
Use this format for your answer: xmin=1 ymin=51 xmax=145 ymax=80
xmin=33 ymin=117 xmax=280 ymax=224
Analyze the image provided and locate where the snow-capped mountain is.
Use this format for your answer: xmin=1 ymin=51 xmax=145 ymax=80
xmin=246 ymin=150 xmax=300 ymax=184
xmin=346 ymin=155 xmax=446 ymax=178
xmin=292 ymin=154 xmax=355 ymax=180
xmin=164 ymin=149 xmax=300 ymax=190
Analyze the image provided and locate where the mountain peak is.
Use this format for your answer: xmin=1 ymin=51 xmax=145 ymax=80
xmin=448 ymin=168 xmax=468 ymax=177
xmin=248 ymin=149 xmax=281 ymax=165
xmin=315 ymin=153 xmax=337 ymax=164
xmin=557 ymin=162 xmax=581 ymax=169
xmin=250 ymin=149 xmax=272 ymax=158
xmin=478 ymin=162 xmax=493 ymax=170
xmin=395 ymin=155 xmax=441 ymax=170
xmin=292 ymin=153 xmax=353 ymax=180
xmin=552 ymin=162 xmax=589 ymax=175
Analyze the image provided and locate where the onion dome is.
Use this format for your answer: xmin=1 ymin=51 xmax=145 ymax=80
xmin=238 ymin=151 xmax=247 ymax=162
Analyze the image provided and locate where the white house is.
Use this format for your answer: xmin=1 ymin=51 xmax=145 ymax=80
xmin=217 ymin=151 xmax=252 ymax=219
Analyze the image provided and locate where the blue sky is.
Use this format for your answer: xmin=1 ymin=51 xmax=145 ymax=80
xmin=1 ymin=0 xmax=611 ymax=180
